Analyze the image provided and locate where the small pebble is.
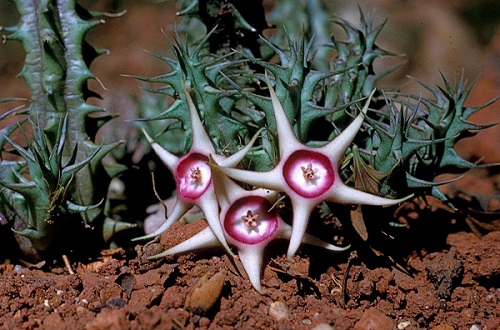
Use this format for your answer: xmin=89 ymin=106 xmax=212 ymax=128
xmin=311 ymin=324 xmax=333 ymax=330
xmin=461 ymin=308 xmax=475 ymax=319
xmin=397 ymin=320 xmax=411 ymax=329
xmin=184 ymin=271 xmax=225 ymax=314
xmin=354 ymin=307 xmax=393 ymax=330
xmin=269 ymin=301 xmax=290 ymax=321
xmin=470 ymin=325 xmax=481 ymax=330
xmin=198 ymin=317 xmax=210 ymax=327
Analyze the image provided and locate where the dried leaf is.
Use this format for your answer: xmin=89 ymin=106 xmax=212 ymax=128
xmin=115 ymin=273 xmax=136 ymax=299
xmin=351 ymin=146 xmax=387 ymax=195
xmin=350 ymin=205 xmax=368 ymax=241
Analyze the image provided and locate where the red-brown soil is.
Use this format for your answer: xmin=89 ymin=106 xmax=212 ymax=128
xmin=0 ymin=225 xmax=498 ymax=329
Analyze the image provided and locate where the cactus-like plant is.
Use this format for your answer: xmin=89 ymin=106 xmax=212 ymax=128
xmin=151 ymin=153 xmax=348 ymax=293
xmin=0 ymin=0 xmax=133 ymax=255
xmin=133 ymin=0 xmax=498 ymax=292
xmin=128 ymin=0 xmax=500 ymax=291
xmin=214 ymin=76 xmax=410 ymax=258
xmin=133 ymin=81 xmax=263 ymax=255
xmin=368 ymin=73 xmax=499 ymax=203
xmin=0 ymin=116 xmax=104 ymax=251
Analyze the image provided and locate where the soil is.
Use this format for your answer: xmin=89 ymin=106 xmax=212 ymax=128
xmin=0 ymin=224 xmax=498 ymax=329
xmin=1 ymin=1 xmax=499 ymax=329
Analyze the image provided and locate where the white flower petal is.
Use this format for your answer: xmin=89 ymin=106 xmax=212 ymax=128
xmin=328 ymin=181 xmax=412 ymax=206
xmin=211 ymin=165 xmax=284 ymax=192
xmin=181 ymin=80 xmax=216 ymax=153
xmin=276 ymin=220 xmax=348 ymax=252
xmin=150 ymin=226 xmax=219 ymax=259
xmin=266 ymin=73 xmax=302 ymax=156
xmin=198 ymin=193 xmax=234 ymax=256
xmin=133 ymin=199 xmax=191 ymax=241
xmin=301 ymin=232 xmax=350 ymax=252
xmin=237 ymin=246 xmax=266 ymax=293
xmin=285 ymin=199 xmax=316 ymax=258
xmin=142 ymin=129 xmax=179 ymax=169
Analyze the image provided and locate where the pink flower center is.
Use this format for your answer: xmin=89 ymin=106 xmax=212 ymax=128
xmin=241 ymin=210 xmax=259 ymax=228
xmin=176 ymin=153 xmax=211 ymax=200
xmin=283 ymin=149 xmax=335 ymax=198
xmin=301 ymin=162 xmax=319 ymax=180
xmin=224 ymin=196 xmax=280 ymax=245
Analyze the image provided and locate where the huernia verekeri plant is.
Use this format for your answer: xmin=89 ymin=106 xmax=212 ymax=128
xmin=134 ymin=0 xmax=497 ymax=292
xmin=214 ymin=75 xmax=410 ymax=258
xmin=134 ymin=80 xmax=263 ymax=255
xmin=350 ymin=72 xmax=500 ymax=210
xmin=151 ymin=153 xmax=348 ymax=293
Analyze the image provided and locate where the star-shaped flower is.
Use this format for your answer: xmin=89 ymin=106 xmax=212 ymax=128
xmin=134 ymin=80 xmax=261 ymax=255
xmin=214 ymin=75 xmax=411 ymax=258
xmin=150 ymin=158 xmax=348 ymax=293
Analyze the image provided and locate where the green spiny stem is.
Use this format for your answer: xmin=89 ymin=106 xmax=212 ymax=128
xmin=153 ymin=2 xmax=496 ymax=205
xmin=353 ymin=71 xmax=499 ymax=204
xmin=267 ymin=0 xmax=331 ymax=70
xmin=177 ymin=0 xmax=268 ymax=56
xmin=0 ymin=0 xmax=130 ymax=253
xmin=133 ymin=31 xmax=251 ymax=156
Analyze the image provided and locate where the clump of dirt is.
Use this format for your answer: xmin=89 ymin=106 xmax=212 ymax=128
xmin=425 ymin=251 xmax=463 ymax=300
